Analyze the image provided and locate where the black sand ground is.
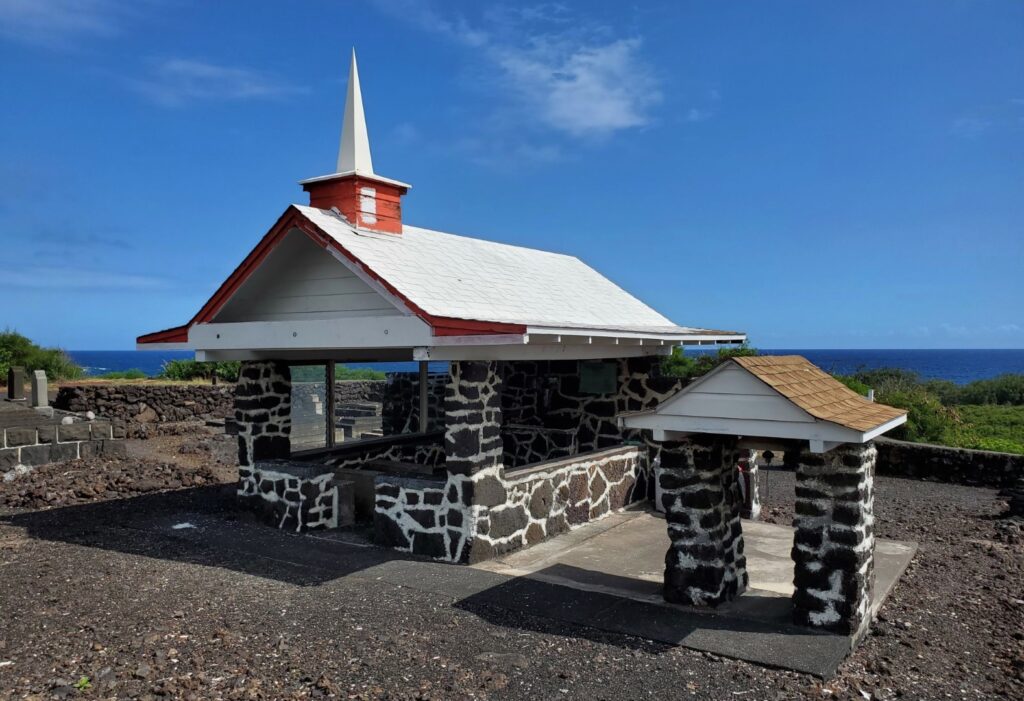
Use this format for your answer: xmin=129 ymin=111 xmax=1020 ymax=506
xmin=1 ymin=429 xmax=1021 ymax=700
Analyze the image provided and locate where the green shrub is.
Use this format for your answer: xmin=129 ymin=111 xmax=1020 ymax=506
xmin=97 ymin=369 xmax=148 ymax=380
xmin=158 ymin=359 xmax=240 ymax=382
xmin=661 ymin=344 xmax=759 ymax=381
xmin=336 ymin=365 xmax=385 ymax=380
xmin=833 ymin=374 xmax=870 ymax=396
xmin=950 ymin=374 xmax=1024 ymax=406
xmin=849 ymin=367 xmax=922 ymax=396
xmin=0 ymin=329 xmax=83 ymax=381
xmin=291 ymin=364 xmax=385 ymax=382
xmin=875 ymin=388 xmax=960 ymax=444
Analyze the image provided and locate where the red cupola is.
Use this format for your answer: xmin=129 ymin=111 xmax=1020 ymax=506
xmin=299 ymin=49 xmax=410 ymax=235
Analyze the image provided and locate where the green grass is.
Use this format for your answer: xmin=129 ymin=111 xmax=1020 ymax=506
xmin=943 ymin=405 xmax=1024 ymax=455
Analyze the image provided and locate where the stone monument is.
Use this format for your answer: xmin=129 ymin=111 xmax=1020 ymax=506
xmin=7 ymin=366 xmax=26 ymax=400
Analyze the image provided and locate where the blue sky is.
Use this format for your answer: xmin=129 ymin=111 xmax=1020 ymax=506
xmin=1 ymin=0 xmax=1021 ymax=350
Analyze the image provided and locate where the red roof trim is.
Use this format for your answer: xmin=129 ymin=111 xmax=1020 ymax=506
xmin=137 ymin=325 xmax=189 ymax=344
xmin=137 ymin=206 xmax=522 ymax=345
xmin=429 ymin=319 xmax=527 ymax=336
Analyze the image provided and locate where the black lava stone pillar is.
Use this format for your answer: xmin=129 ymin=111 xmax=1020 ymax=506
xmin=234 ymin=360 xmax=291 ymax=469
xmin=443 ymin=360 xmax=504 ymax=563
xmin=791 ymin=442 xmax=876 ymax=635
xmin=660 ymin=436 xmax=747 ymax=606
xmin=444 ymin=361 xmax=503 ymax=477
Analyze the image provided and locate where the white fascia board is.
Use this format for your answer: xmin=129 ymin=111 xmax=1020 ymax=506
xmin=414 ymin=344 xmax=670 ymax=362
xmin=860 ymin=413 xmax=908 ymax=441
xmin=189 ymin=316 xmax=432 ymax=351
xmin=197 ymin=347 xmax=416 ymax=363
xmin=298 ymin=169 xmax=412 ymax=190
xmin=135 ymin=342 xmax=191 ymax=351
xmin=620 ymin=412 xmax=864 ymax=445
xmin=525 ymin=326 xmax=746 ymax=344
xmin=428 ymin=334 xmax=529 ymax=347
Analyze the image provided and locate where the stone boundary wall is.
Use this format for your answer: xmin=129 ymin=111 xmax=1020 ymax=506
xmin=373 ymin=445 xmax=647 ymax=563
xmin=55 ymin=383 xmax=235 ymax=424
xmin=875 ymin=438 xmax=1023 ymax=488
xmin=1 ymin=418 xmax=127 ymax=476
xmin=55 ymin=380 xmax=387 ymax=428
xmin=335 ymin=380 xmax=385 ymax=404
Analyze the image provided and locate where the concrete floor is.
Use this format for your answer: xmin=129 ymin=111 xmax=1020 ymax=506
xmin=475 ymin=508 xmax=917 ymax=652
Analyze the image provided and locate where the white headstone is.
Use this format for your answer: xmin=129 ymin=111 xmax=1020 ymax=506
xmin=30 ymin=370 xmax=47 ymax=408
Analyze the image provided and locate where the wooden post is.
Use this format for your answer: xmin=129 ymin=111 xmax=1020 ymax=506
xmin=418 ymin=360 xmax=428 ymax=433
xmin=326 ymin=361 xmax=337 ymax=448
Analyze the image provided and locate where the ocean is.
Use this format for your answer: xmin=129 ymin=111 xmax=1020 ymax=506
xmin=66 ymin=349 xmax=1024 ymax=385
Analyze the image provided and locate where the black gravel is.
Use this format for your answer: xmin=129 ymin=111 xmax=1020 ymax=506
xmin=0 ymin=448 xmax=1021 ymax=700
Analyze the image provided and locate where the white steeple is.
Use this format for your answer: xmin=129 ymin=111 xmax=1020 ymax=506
xmin=338 ymin=48 xmax=373 ymax=174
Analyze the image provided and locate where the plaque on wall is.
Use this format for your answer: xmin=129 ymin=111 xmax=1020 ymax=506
xmin=579 ymin=361 xmax=617 ymax=394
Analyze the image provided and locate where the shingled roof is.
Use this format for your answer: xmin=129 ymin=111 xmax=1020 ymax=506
xmin=731 ymin=355 xmax=905 ymax=432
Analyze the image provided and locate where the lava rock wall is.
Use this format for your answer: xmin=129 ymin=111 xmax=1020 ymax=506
xmin=875 ymin=437 xmax=1023 ymax=488
xmin=500 ymin=357 xmax=682 ymax=468
xmin=381 ymin=372 xmax=447 ymax=435
xmin=238 ymin=461 xmax=349 ymax=532
xmin=324 ymin=435 xmax=445 ymax=471
xmin=55 ymin=384 xmax=235 ymax=423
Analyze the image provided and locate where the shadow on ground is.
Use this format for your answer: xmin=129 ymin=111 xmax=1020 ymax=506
xmin=2 ymin=489 xmax=851 ymax=676
xmin=1 ymin=486 xmax=413 ymax=586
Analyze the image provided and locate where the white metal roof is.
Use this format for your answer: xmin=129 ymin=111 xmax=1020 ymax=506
xmin=297 ymin=205 xmax=738 ymax=338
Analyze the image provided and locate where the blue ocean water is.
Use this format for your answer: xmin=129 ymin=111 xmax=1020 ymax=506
xmin=66 ymin=349 xmax=1024 ymax=384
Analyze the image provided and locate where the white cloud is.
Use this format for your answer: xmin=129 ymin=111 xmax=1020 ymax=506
xmin=494 ymin=37 xmax=660 ymax=138
xmin=373 ymin=1 xmax=661 ymax=140
xmin=0 ymin=267 xmax=166 ymax=290
xmin=0 ymin=0 xmax=135 ymax=48
xmin=130 ymin=59 xmax=308 ymax=107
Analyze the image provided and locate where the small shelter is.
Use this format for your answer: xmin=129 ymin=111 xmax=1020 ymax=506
xmin=622 ymin=355 xmax=906 ymax=636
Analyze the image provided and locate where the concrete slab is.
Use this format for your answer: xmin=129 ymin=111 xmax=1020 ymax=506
xmin=473 ymin=509 xmax=917 ymax=676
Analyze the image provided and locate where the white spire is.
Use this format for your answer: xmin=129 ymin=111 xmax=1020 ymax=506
xmin=337 ymin=48 xmax=373 ymax=174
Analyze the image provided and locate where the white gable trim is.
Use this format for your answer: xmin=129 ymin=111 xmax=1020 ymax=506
xmin=189 ymin=316 xmax=433 ymax=352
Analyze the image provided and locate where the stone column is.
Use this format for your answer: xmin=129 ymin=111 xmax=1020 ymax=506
xmin=444 ymin=361 xmax=503 ymax=477
xmin=791 ymin=442 xmax=876 ymax=635
xmin=234 ymin=361 xmax=291 ymax=470
xmin=445 ymin=360 xmax=505 ymax=562
xmin=660 ymin=436 xmax=747 ymax=606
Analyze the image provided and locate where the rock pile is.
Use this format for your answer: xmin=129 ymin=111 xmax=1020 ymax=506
xmin=0 ymin=455 xmax=227 ymax=510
